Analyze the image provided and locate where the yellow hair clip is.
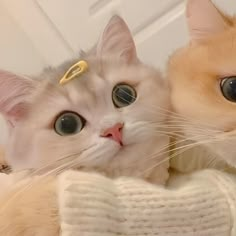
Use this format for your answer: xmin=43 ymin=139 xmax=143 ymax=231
xmin=59 ymin=60 xmax=89 ymax=85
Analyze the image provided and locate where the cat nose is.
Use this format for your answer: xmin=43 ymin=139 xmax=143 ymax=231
xmin=100 ymin=123 xmax=124 ymax=146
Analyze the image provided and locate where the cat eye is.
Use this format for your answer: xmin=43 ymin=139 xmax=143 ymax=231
xmin=54 ymin=112 xmax=85 ymax=136
xmin=220 ymin=76 xmax=236 ymax=102
xmin=112 ymin=84 xmax=137 ymax=108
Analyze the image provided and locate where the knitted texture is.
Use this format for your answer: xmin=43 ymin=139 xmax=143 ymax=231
xmin=59 ymin=170 xmax=236 ymax=236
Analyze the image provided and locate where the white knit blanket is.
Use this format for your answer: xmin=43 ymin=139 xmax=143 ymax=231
xmin=58 ymin=170 xmax=236 ymax=236
xmin=0 ymin=168 xmax=235 ymax=235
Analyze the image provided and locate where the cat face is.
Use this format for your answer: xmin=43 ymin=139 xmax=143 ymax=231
xmin=168 ymin=0 xmax=236 ymax=166
xmin=0 ymin=16 xmax=169 ymax=182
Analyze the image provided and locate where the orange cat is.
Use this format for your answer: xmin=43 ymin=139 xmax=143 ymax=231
xmin=168 ymin=0 xmax=236 ymax=169
xmin=0 ymin=174 xmax=59 ymax=236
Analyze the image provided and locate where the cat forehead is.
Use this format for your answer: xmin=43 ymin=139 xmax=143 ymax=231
xmin=37 ymin=57 xmax=158 ymax=105
xmin=53 ymin=60 xmax=144 ymax=87
xmin=170 ymin=28 xmax=236 ymax=79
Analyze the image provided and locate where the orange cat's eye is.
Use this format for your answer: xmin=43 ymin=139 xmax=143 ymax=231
xmin=220 ymin=76 xmax=236 ymax=102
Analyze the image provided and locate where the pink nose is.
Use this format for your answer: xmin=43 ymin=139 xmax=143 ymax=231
xmin=101 ymin=123 xmax=123 ymax=146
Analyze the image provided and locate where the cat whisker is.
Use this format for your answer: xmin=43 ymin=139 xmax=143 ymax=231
xmin=29 ymin=144 xmax=96 ymax=176
xmin=43 ymin=143 xmax=111 ymax=176
xmin=142 ymin=130 xmax=236 ymax=176
xmin=139 ymin=139 xmax=209 ymax=177
xmin=0 ymin=145 xmax=100 ymax=212
xmin=114 ymin=88 xmax=190 ymax=123
xmin=147 ymin=123 xmax=216 ymax=135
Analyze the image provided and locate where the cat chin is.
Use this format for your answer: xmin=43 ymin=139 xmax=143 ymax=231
xmin=213 ymin=149 xmax=236 ymax=169
xmin=196 ymin=140 xmax=236 ymax=171
xmin=71 ymin=135 xmax=169 ymax=182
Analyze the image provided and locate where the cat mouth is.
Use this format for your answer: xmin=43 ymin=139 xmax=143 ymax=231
xmin=119 ymin=141 xmax=124 ymax=146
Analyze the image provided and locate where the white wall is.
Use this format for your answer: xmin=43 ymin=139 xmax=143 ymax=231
xmin=1 ymin=0 xmax=235 ymax=74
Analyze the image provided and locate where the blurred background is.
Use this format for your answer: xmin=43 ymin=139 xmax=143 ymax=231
xmin=0 ymin=0 xmax=235 ymax=143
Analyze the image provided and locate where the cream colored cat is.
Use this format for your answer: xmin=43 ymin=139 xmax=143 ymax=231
xmin=168 ymin=0 xmax=236 ymax=171
xmin=0 ymin=16 xmax=170 ymax=184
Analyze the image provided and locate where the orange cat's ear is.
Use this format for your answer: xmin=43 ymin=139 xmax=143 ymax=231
xmin=187 ymin=0 xmax=231 ymax=42
xmin=96 ymin=15 xmax=137 ymax=64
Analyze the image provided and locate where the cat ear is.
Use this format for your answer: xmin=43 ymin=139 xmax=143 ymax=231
xmin=96 ymin=15 xmax=137 ymax=63
xmin=0 ymin=70 xmax=34 ymax=125
xmin=186 ymin=0 xmax=231 ymax=42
